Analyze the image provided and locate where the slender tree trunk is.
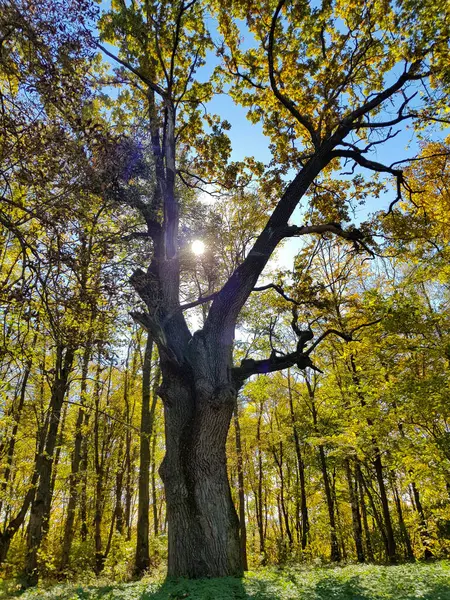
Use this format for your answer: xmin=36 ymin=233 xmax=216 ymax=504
xmin=0 ymin=420 xmax=46 ymax=567
xmin=0 ymin=358 xmax=32 ymax=516
xmin=272 ymin=442 xmax=293 ymax=549
xmin=60 ymin=345 xmax=91 ymax=572
xmin=349 ymin=356 xmax=396 ymax=563
xmin=24 ymin=345 xmax=75 ymax=586
xmin=124 ymin=346 xmax=137 ymax=541
xmin=391 ymin=475 xmax=414 ymax=560
xmin=114 ymin=452 xmax=125 ymax=535
xmin=307 ymin=379 xmax=340 ymax=562
xmin=356 ymin=462 xmax=374 ymax=561
xmin=255 ymin=399 xmax=265 ymax=560
xmin=47 ymin=397 xmax=69 ymax=535
xmin=287 ymin=370 xmax=309 ymax=551
xmin=360 ymin=465 xmax=391 ymax=559
xmin=60 ymin=411 xmax=82 ymax=567
xmin=318 ymin=444 xmax=341 ymax=561
xmin=395 ymin=413 xmax=433 ymax=559
xmin=345 ymin=458 xmax=365 ymax=562
xmin=93 ymin=359 xmax=106 ymax=575
xmin=79 ymin=407 xmax=90 ymax=543
xmin=134 ymin=334 xmax=153 ymax=575
xmin=151 ymin=430 xmax=159 ymax=537
xmin=411 ymin=482 xmax=433 ymax=558
xmin=373 ymin=452 xmax=397 ymax=562
xmin=233 ymin=399 xmax=248 ymax=571
xmin=333 ymin=475 xmax=347 ymax=560
xmin=0 ymin=350 xmax=49 ymax=567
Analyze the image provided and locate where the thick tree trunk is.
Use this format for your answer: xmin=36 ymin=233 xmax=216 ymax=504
xmin=24 ymin=345 xmax=75 ymax=586
xmin=233 ymin=400 xmax=248 ymax=571
xmin=158 ymin=359 xmax=241 ymax=578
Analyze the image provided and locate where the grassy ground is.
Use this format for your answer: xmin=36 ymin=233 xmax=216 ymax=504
xmin=1 ymin=561 xmax=450 ymax=600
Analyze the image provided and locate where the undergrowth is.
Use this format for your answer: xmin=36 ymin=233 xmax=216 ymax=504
xmin=1 ymin=561 xmax=450 ymax=600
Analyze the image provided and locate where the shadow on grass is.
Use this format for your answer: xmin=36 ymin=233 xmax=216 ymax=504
xmin=138 ymin=574 xmax=450 ymax=600
xmin=4 ymin=565 xmax=450 ymax=600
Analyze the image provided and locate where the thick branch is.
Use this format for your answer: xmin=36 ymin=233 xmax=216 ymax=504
xmin=234 ymin=317 xmax=383 ymax=383
xmin=204 ymin=61 xmax=429 ymax=348
xmin=331 ymin=149 xmax=404 ymax=179
xmin=233 ymin=349 xmax=321 ymax=383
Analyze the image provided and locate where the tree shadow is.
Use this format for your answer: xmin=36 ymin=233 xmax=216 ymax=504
xmin=6 ymin=568 xmax=450 ymax=600
xmin=139 ymin=577 xmax=249 ymax=600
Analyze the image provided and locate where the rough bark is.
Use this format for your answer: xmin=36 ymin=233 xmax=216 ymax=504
xmin=158 ymin=352 xmax=242 ymax=578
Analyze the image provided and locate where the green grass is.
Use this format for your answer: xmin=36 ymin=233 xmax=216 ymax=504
xmin=1 ymin=562 xmax=450 ymax=600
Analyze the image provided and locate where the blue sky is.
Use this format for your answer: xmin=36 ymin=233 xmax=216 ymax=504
xmin=96 ymin=2 xmax=447 ymax=272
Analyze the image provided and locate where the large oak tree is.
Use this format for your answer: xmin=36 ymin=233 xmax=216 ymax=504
xmin=4 ymin=0 xmax=450 ymax=579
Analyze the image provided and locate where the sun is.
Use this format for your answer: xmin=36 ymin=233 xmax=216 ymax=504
xmin=191 ymin=240 xmax=205 ymax=256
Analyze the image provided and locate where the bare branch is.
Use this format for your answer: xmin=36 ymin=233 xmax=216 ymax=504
xmin=179 ymin=292 xmax=218 ymax=311
xmin=253 ymin=283 xmax=303 ymax=306
xmin=233 ymin=316 xmax=384 ymax=384
xmin=96 ymin=42 xmax=167 ymax=99
xmin=279 ymin=222 xmax=374 ymax=255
